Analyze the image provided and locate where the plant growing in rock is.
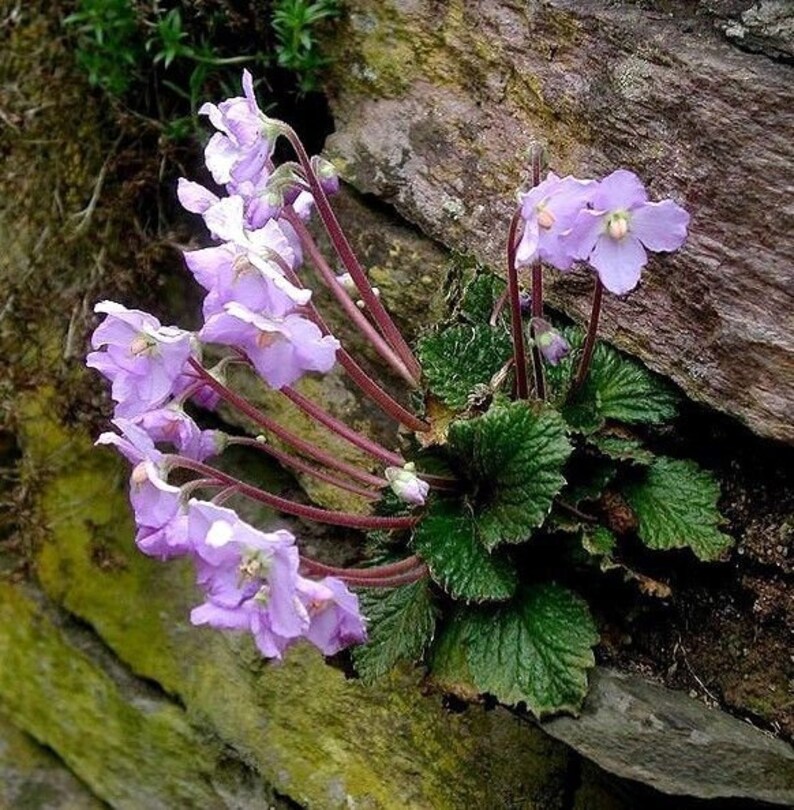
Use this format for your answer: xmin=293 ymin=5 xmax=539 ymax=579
xmin=88 ymin=72 xmax=732 ymax=717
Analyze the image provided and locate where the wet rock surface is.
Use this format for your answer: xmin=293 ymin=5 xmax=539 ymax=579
xmin=321 ymin=0 xmax=794 ymax=444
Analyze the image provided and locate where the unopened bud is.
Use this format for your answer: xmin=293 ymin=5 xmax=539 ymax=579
xmin=312 ymin=156 xmax=340 ymax=195
xmin=532 ymin=318 xmax=570 ymax=366
xmin=385 ymin=462 xmax=429 ymax=506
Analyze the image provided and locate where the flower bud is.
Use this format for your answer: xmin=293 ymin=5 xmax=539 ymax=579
xmin=385 ymin=463 xmax=429 ymax=506
xmin=532 ymin=318 xmax=570 ymax=366
xmin=335 ymin=273 xmax=358 ymax=296
xmin=312 ymin=156 xmax=340 ymax=195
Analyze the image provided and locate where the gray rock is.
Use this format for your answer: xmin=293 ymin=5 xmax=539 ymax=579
xmin=0 ymin=710 xmax=105 ymax=810
xmin=718 ymin=1 xmax=794 ymax=62
xmin=322 ymin=0 xmax=794 ymax=443
xmin=543 ymin=667 xmax=794 ymax=805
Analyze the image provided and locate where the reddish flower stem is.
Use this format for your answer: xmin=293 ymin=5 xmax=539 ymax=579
xmin=283 ymin=209 xmax=418 ymax=387
xmin=265 ymin=229 xmax=430 ymax=432
xmin=573 ymin=277 xmax=604 ymax=390
xmin=302 ymin=558 xmax=429 ymax=588
xmin=299 ymin=554 xmax=424 ymax=580
xmin=528 ymin=146 xmax=547 ymax=400
xmin=166 ymin=455 xmax=418 ymax=531
xmin=506 ymin=210 xmax=529 ymax=399
xmin=228 ymin=437 xmax=380 ymax=500
xmin=281 ymin=127 xmax=422 ymax=381
xmin=281 ymin=386 xmax=405 ymax=468
xmin=336 ymin=350 xmax=430 ymax=432
xmin=188 ymin=359 xmax=386 ymax=489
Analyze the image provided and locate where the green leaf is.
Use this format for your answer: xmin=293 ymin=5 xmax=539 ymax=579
xmin=590 ymin=434 xmax=654 ymax=465
xmin=562 ymin=385 xmax=606 ymax=434
xmin=581 ymin=525 xmax=617 ymax=557
xmin=418 ymin=324 xmax=513 ymax=410
xmin=587 ymin=343 xmax=677 ymax=425
xmin=427 ymin=613 xmax=479 ymax=700
xmin=548 ymin=329 xmax=677 ymax=430
xmin=412 ymin=501 xmax=517 ymax=602
xmin=461 ymin=584 xmax=598 ymax=716
xmin=459 ymin=273 xmax=506 ymax=324
xmin=352 ymin=580 xmax=437 ymax=682
xmin=449 ymin=403 xmax=572 ymax=550
xmin=625 ymin=457 xmax=733 ymax=561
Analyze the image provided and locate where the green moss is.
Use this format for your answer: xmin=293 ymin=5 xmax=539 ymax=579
xmin=0 ymin=584 xmax=225 ymax=808
xmin=14 ymin=387 xmax=571 ymax=809
xmin=0 ymin=710 xmax=105 ymax=810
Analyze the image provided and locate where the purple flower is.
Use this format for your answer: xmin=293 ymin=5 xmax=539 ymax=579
xmin=131 ymin=462 xmax=190 ymax=559
xmin=134 ymin=406 xmax=224 ymax=461
xmin=183 ymin=225 xmax=309 ymax=321
xmin=86 ymin=302 xmax=195 ymax=418
xmin=97 ymin=419 xmax=189 ymax=558
xmin=516 ymin=173 xmax=594 ymax=270
xmin=300 ymin=576 xmax=367 ymax=655
xmin=187 ymin=501 xmax=309 ymax=658
xmin=531 ymin=318 xmax=570 ymax=366
xmin=200 ymin=70 xmax=273 ymax=184
xmin=567 ymin=169 xmax=690 ymax=295
xmin=385 ymin=463 xmax=429 ymax=506
xmin=96 ymin=417 xmax=163 ymax=465
xmin=171 ymin=370 xmax=222 ymax=412
xmin=200 ymin=302 xmax=339 ymax=390
xmin=290 ymin=190 xmax=315 ymax=222
xmin=177 ymin=178 xmax=220 ymax=215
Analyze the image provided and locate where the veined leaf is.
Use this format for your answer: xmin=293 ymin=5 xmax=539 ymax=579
xmin=581 ymin=525 xmax=617 ymax=557
xmin=460 ymin=272 xmax=506 ymax=324
xmin=412 ymin=501 xmax=517 ymax=602
xmin=352 ymin=580 xmax=437 ymax=682
xmin=418 ymin=324 xmax=512 ymax=410
xmin=625 ymin=457 xmax=732 ymax=561
xmin=449 ymin=402 xmax=572 ymax=550
xmin=548 ymin=328 xmax=677 ymax=430
xmin=459 ymin=584 xmax=598 ymax=716
xmin=590 ymin=434 xmax=654 ymax=465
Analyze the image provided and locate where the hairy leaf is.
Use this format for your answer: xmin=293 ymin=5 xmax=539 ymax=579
xmin=582 ymin=525 xmax=617 ymax=557
xmin=418 ymin=324 xmax=512 ymax=410
xmin=427 ymin=613 xmax=480 ymax=701
xmin=548 ymin=329 xmax=677 ymax=430
xmin=413 ymin=501 xmax=517 ymax=602
xmin=625 ymin=457 xmax=732 ymax=561
xmin=588 ymin=342 xmax=677 ymax=424
xmin=352 ymin=580 xmax=437 ymax=682
xmin=460 ymin=273 xmax=506 ymax=324
xmin=590 ymin=434 xmax=654 ymax=465
xmin=461 ymin=584 xmax=598 ymax=716
xmin=449 ymin=403 xmax=572 ymax=549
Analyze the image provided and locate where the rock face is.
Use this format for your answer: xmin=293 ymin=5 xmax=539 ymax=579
xmin=322 ymin=0 xmax=794 ymax=444
xmin=544 ymin=668 xmax=794 ymax=805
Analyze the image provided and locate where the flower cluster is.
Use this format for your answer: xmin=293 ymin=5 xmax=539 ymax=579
xmin=84 ymin=70 xmax=412 ymax=659
xmin=87 ymin=71 xmax=692 ymax=682
xmin=516 ymin=169 xmax=689 ymax=296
